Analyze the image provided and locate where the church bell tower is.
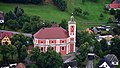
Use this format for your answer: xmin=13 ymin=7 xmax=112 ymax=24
xmin=68 ymin=15 xmax=76 ymax=52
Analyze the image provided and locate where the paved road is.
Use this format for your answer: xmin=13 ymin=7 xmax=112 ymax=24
xmin=0 ymin=30 xmax=32 ymax=38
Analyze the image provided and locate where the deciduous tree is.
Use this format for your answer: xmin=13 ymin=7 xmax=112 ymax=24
xmin=20 ymin=45 xmax=27 ymax=61
xmin=8 ymin=45 xmax=17 ymax=61
xmin=59 ymin=19 xmax=67 ymax=30
xmin=110 ymin=38 xmax=120 ymax=60
xmin=29 ymin=47 xmax=40 ymax=63
xmin=76 ymin=42 xmax=90 ymax=67
xmin=44 ymin=47 xmax=63 ymax=68
xmin=0 ymin=45 xmax=9 ymax=62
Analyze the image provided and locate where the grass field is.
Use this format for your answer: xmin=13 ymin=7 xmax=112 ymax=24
xmin=0 ymin=0 xmax=112 ymax=30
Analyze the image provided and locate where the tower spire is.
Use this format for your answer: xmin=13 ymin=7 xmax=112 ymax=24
xmin=70 ymin=13 xmax=74 ymax=21
xmin=70 ymin=16 xmax=74 ymax=21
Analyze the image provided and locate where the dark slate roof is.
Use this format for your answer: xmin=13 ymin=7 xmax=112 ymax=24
xmin=64 ymin=60 xmax=77 ymax=68
xmin=96 ymin=58 xmax=112 ymax=68
xmin=92 ymin=27 xmax=98 ymax=33
xmin=105 ymin=54 xmax=119 ymax=62
xmin=116 ymin=0 xmax=120 ymax=3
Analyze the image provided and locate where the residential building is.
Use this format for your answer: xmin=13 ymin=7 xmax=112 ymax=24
xmin=92 ymin=25 xmax=113 ymax=45
xmin=64 ymin=60 xmax=77 ymax=68
xmin=0 ymin=11 xmax=4 ymax=23
xmin=16 ymin=63 xmax=26 ymax=68
xmin=97 ymin=58 xmax=112 ymax=68
xmin=97 ymin=54 xmax=119 ymax=68
xmin=0 ymin=32 xmax=12 ymax=45
xmin=106 ymin=0 xmax=120 ymax=10
xmin=105 ymin=54 xmax=119 ymax=66
xmin=33 ymin=16 xmax=76 ymax=55
xmin=95 ymin=35 xmax=114 ymax=45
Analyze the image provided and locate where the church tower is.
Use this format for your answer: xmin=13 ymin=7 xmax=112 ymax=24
xmin=68 ymin=15 xmax=76 ymax=52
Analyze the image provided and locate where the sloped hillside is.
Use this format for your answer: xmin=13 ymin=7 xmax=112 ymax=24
xmin=0 ymin=0 xmax=112 ymax=29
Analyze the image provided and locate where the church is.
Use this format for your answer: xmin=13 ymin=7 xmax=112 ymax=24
xmin=33 ymin=16 xmax=76 ymax=55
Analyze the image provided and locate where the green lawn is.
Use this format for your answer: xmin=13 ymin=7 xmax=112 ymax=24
xmin=0 ymin=0 xmax=112 ymax=30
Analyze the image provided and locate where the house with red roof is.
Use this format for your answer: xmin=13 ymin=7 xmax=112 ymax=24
xmin=0 ymin=31 xmax=12 ymax=45
xmin=107 ymin=0 xmax=120 ymax=10
xmin=16 ymin=63 xmax=26 ymax=68
xmin=0 ymin=11 xmax=4 ymax=23
xmin=33 ymin=16 xmax=76 ymax=55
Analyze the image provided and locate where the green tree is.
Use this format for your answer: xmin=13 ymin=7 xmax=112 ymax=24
xmin=88 ymin=0 xmax=98 ymax=2
xmin=20 ymin=45 xmax=27 ymax=61
xmin=83 ymin=11 xmax=89 ymax=16
xmin=44 ymin=47 xmax=63 ymax=68
xmin=100 ymin=38 xmax=109 ymax=52
xmin=59 ymin=1 xmax=67 ymax=11
xmin=110 ymin=8 xmax=116 ymax=15
xmin=27 ymin=64 xmax=38 ymax=68
xmin=76 ymin=31 xmax=94 ymax=46
xmin=0 ymin=45 xmax=9 ymax=62
xmin=22 ymin=22 xmax=32 ymax=33
xmin=14 ymin=6 xmax=24 ymax=17
xmin=12 ymin=34 xmax=31 ymax=45
xmin=29 ymin=47 xmax=40 ymax=63
xmin=76 ymin=42 xmax=90 ymax=67
xmin=107 ymin=18 xmax=113 ymax=23
xmin=6 ymin=19 xmax=19 ymax=29
xmin=30 ymin=16 xmax=43 ymax=33
xmin=99 ymin=38 xmax=109 ymax=57
xmin=17 ymin=15 xmax=30 ymax=28
xmin=59 ymin=19 xmax=68 ymax=30
xmin=76 ymin=31 xmax=101 ymax=57
xmin=31 ymin=0 xmax=42 ymax=4
xmin=14 ymin=41 xmax=22 ymax=61
xmin=8 ymin=45 xmax=17 ymax=61
xmin=52 ymin=0 xmax=67 ymax=11
xmin=113 ymin=27 xmax=120 ymax=35
xmin=73 ymin=7 xmax=82 ymax=16
xmin=110 ymin=38 xmax=120 ymax=60
xmin=81 ymin=0 xmax=85 ymax=4
xmin=8 ymin=10 xmax=17 ymax=20
xmin=93 ymin=39 xmax=102 ymax=57
xmin=99 ymin=13 xmax=104 ymax=20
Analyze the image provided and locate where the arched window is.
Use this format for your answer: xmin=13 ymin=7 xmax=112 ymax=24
xmin=70 ymin=26 xmax=74 ymax=32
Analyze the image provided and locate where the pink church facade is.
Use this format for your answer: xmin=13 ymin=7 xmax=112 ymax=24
xmin=33 ymin=16 xmax=76 ymax=55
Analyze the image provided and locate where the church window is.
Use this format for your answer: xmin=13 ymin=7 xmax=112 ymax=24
xmin=41 ymin=41 xmax=43 ymax=43
xmin=41 ymin=47 xmax=43 ymax=51
xmin=52 ymin=41 xmax=54 ymax=43
xmin=62 ymin=41 xmax=64 ymax=43
xmin=62 ymin=47 xmax=64 ymax=50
